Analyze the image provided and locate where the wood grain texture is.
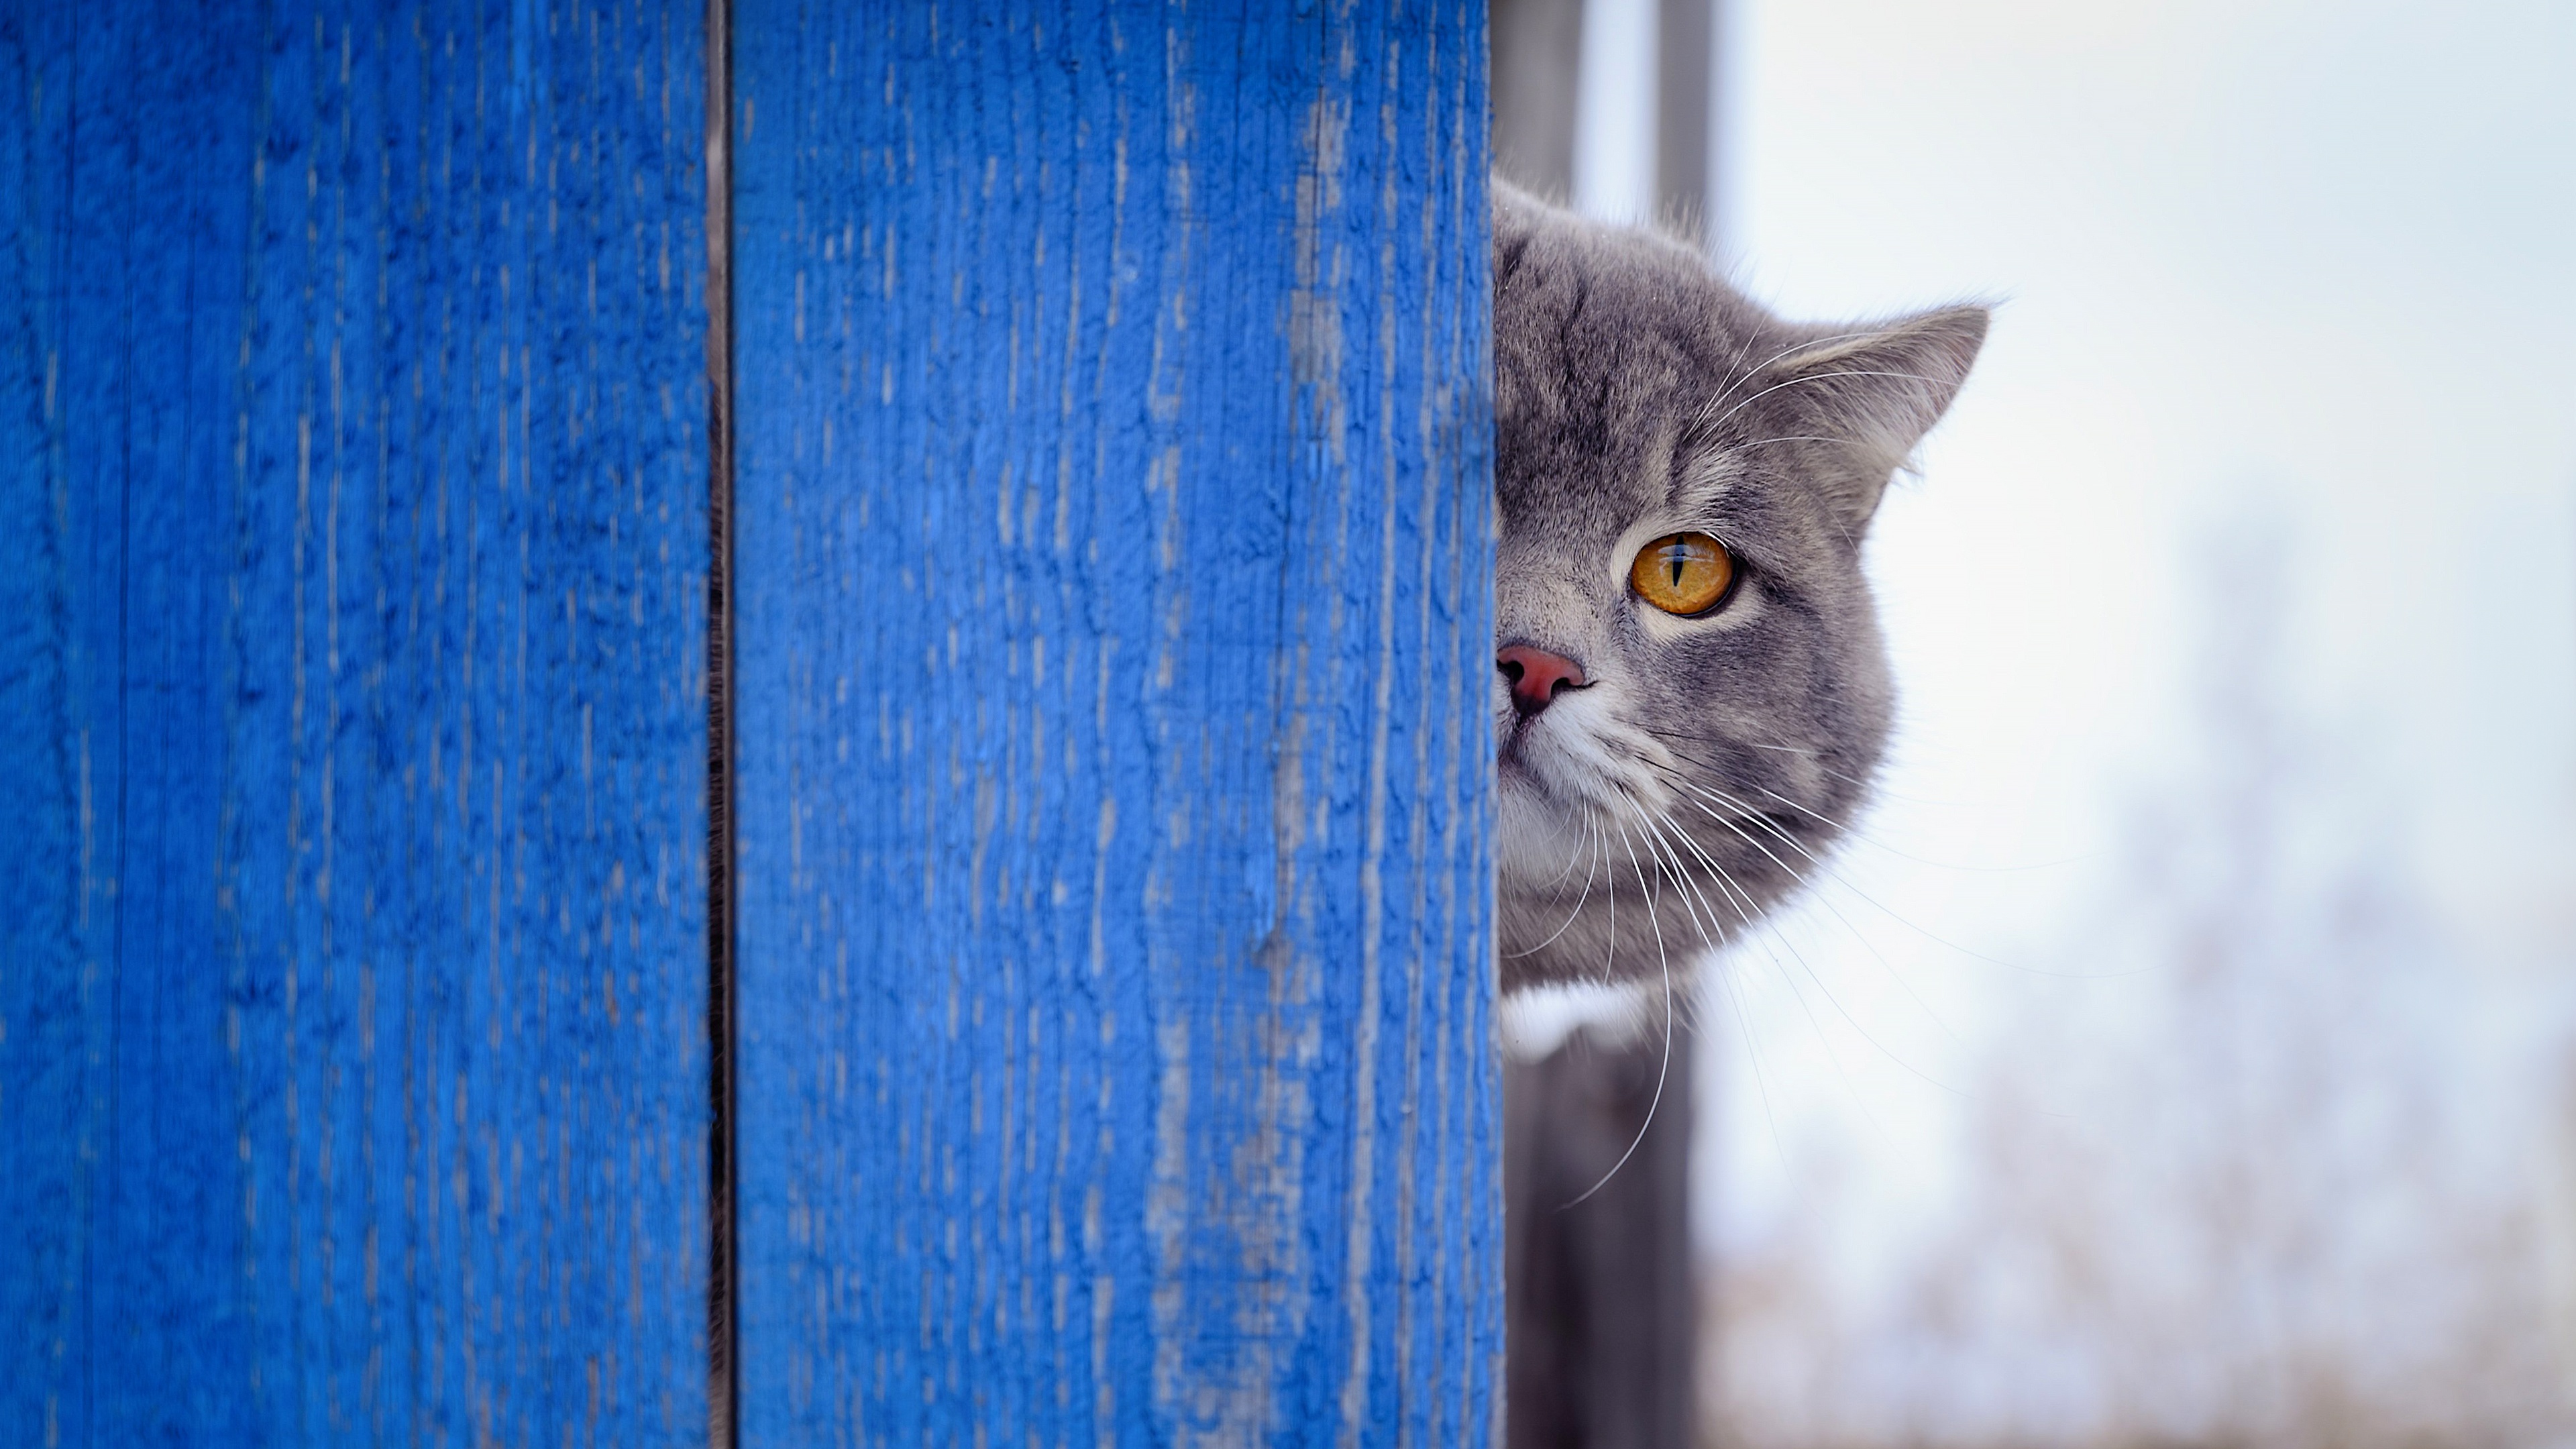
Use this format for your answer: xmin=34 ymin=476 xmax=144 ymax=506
xmin=730 ymin=3 xmax=1501 ymax=1443
xmin=0 ymin=3 xmax=711 ymax=1441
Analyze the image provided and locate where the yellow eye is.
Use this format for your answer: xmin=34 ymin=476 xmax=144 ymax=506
xmin=1629 ymin=533 xmax=1735 ymax=616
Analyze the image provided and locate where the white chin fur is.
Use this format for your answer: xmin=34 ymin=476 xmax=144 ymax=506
xmin=1495 ymin=694 xmax=1671 ymax=890
xmin=1497 ymin=978 xmax=1662 ymax=1063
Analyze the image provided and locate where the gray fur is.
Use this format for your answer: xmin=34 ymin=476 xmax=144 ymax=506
xmin=1492 ymin=181 xmax=1986 ymax=992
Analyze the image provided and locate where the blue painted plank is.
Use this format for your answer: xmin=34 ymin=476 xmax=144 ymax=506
xmin=1 ymin=3 xmax=711 ymax=1442
xmin=732 ymin=4 xmax=1501 ymax=1443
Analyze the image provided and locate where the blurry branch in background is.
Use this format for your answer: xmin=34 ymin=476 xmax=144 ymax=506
xmin=1708 ymin=514 xmax=2576 ymax=1448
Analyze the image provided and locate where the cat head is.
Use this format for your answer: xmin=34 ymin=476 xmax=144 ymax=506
xmin=1491 ymin=182 xmax=1986 ymax=994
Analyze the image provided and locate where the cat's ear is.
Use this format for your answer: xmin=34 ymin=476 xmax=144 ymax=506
xmin=1750 ymin=305 xmax=1988 ymax=526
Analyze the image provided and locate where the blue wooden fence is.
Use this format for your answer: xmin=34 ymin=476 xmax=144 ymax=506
xmin=2 ymin=1 xmax=714 ymax=1440
xmin=3 ymin=2 xmax=1496 ymax=1442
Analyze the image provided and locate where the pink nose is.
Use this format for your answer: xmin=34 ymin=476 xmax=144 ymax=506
xmin=1497 ymin=645 xmax=1588 ymax=717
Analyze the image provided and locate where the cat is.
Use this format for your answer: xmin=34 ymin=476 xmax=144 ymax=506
xmin=1491 ymin=181 xmax=1986 ymax=996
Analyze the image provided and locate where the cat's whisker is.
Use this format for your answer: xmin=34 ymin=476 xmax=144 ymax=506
xmin=1625 ymin=798 xmax=1879 ymax=1087
xmin=1725 ymin=733 xmax=1874 ymax=784
xmin=1623 ymin=759 xmax=1829 ymax=886
xmin=1530 ymin=804 xmax=1609 ymax=905
xmin=1639 ymin=763 xmax=2146 ymax=981
xmin=1615 ymin=803 xmax=1898 ymax=1135
xmin=1634 ymin=728 xmax=1979 ymax=869
xmin=1631 ymin=723 xmax=1880 ymax=799
xmin=1627 ymin=796 xmax=1796 ymax=1168
xmin=1597 ymin=808 xmax=1621 ymax=983
xmin=1728 ymin=735 xmax=2082 ymax=840
xmin=1633 ymin=722 xmax=1826 ymax=769
xmin=1627 ymin=802 xmax=1719 ymax=951
xmin=1657 ymin=772 xmax=1946 ymax=975
xmin=1742 ymin=735 xmax=1966 ymax=804
xmin=1661 ymin=773 xmax=1837 ymax=874
xmin=1615 ymin=753 xmax=1906 ymax=942
xmin=1538 ymin=812 xmax=1595 ymax=893
xmin=1712 ymin=775 xmax=1864 ymax=840
xmin=1609 ymin=771 xmax=1979 ymax=1095
xmin=1560 ymin=820 xmax=1678 ymax=1212
xmin=1616 ymin=798 xmax=1866 ymax=1173
xmin=1654 ymin=835 xmax=1724 ymax=951
xmin=1718 ymin=778 xmax=2061 ymax=877
xmin=1643 ymin=768 xmax=1971 ymax=1049
xmin=1663 ymin=822 xmax=1953 ymax=1119
xmin=1615 ymin=790 xmax=1733 ymax=955
xmin=1697 ymin=892 xmax=1793 ymax=1174
xmin=1694 ymin=329 xmax=1898 ymax=433
xmin=1699 ymin=330 xmax=1774 ymax=430
xmin=1703 ymin=368 xmax=1959 ymax=439
xmin=1505 ymin=816 xmax=1609 ymax=959
xmin=1739 ymin=737 xmax=1819 ymax=757
xmin=1749 ymin=787 xmax=1875 ymax=847
xmin=1727 ymin=434 xmax=1883 ymax=453
xmin=1734 ymin=920 xmax=1895 ymax=1143
xmin=1631 ymin=794 xmax=1771 ymax=945
xmin=1725 ymin=777 xmax=2084 ymax=872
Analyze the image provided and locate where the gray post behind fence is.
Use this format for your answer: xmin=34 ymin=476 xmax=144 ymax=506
xmin=731 ymin=3 xmax=1502 ymax=1442
xmin=1488 ymin=1 xmax=1713 ymax=1441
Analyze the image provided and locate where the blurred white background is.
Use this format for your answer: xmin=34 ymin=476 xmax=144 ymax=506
xmin=1542 ymin=0 xmax=2576 ymax=1441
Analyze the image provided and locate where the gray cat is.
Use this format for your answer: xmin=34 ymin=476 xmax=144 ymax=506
xmin=1492 ymin=182 xmax=1986 ymax=994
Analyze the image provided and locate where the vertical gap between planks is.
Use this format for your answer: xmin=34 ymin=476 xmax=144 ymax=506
xmin=704 ymin=0 xmax=740 ymax=1438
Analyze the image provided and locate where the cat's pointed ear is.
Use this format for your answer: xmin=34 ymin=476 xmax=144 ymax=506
xmin=1751 ymin=305 xmax=1988 ymax=526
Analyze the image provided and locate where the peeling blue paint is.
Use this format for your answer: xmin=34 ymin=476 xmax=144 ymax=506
xmin=1 ymin=3 xmax=711 ymax=1441
xmin=733 ymin=4 xmax=1501 ymax=1443
xmin=3 ymin=2 xmax=1496 ymax=1441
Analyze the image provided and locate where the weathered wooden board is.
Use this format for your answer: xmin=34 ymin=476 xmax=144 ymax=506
xmin=0 ymin=2 xmax=712 ymax=1440
xmin=730 ymin=3 xmax=1501 ymax=1443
